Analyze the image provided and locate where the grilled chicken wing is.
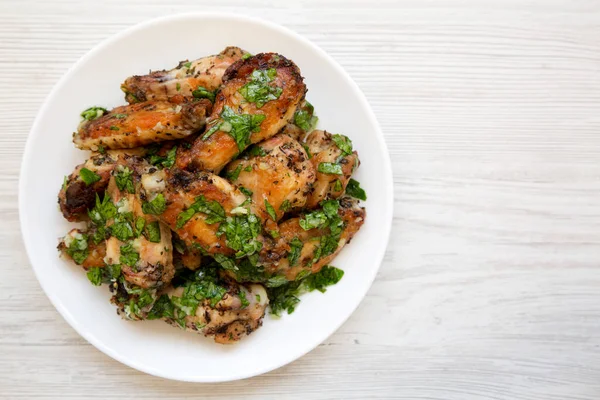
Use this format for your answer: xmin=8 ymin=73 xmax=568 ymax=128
xmin=145 ymin=168 xmax=251 ymax=255
xmin=259 ymin=197 xmax=365 ymax=281
xmin=177 ymin=53 xmax=306 ymax=172
xmin=58 ymin=149 xmax=147 ymax=221
xmin=103 ymin=162 xmax=174 ymax=289
xmin=304 ymin=130 xmax=359 ymax=209
xmin=121 ymin=46 xmax=247 ymax=103
xmin=74 ymin=100 xmax=211 ymax=150
xmin=224 ymin=133 xmax=315 ymax=224
xmin=165 ymin=280 xmax=268 ymax=344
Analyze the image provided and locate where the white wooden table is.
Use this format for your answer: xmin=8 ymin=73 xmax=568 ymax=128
xmin=2 ymin=0 xmax=600 ymax=398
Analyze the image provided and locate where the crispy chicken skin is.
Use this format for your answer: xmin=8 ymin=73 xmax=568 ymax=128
xmin=58 ymin=228 xmax=107 ymax=269
xmin=104 ymin=163 xmax=174 ymax=289
xmin=304 ymin=130 xmax=359 ymax=209
xmin=260 ymin=197 xmax=365 ymax=281
xmin=58 ymin=149 xmax=147 ymax=222
xmin=74 ymin=99 xmax=212 ymax=150
xmin=146 ymin=168 xmax=249 ymax=255
xmin=165 ymin=281 xmax=268 ymax=344
xmin=177 ymin=53 xmax=306 ymax=172
xmin=224 ymin=133 xmax=315 ymax=224
xmin=121 ymin=47 xmax=246 ymax=103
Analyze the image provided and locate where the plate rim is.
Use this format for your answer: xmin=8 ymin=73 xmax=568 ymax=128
xmin=19 ymin=11 xmax=394 ymax=382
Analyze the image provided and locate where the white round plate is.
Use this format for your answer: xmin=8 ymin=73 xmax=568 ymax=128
xmin=19 ymin=13 xmax=393 ymax=382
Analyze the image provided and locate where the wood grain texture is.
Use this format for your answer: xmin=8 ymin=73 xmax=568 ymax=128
xmin=2 ymin=0 xmax=600 ymax=398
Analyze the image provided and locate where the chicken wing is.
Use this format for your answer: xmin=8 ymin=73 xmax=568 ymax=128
xmin=145 ymin=168 xmax=253 ymax=256
xmin=259 ymin=197 xmax=365 ymax=281
xmin=102 ymin=160 xmax=174 ymax=289
xmin=74 ymin=100 xmax=211 ymax=150
xmin=163 ymin=273 xmax=268 ymax=344
xmin=223 ymin=132 xmax=315 ymax=224
xmin=304 ymin=130 xmax=359 ymax=209
xmin=176 ymin=53 xmax=306 ymax=172
xmin=121 ymin=46 xmax=247 ymax=103
xmin=58 ymin=149 xmax=149 ymax=222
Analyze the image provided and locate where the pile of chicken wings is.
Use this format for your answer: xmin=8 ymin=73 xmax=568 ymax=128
xmin=57 ymin=47 xmax=366 ymax=344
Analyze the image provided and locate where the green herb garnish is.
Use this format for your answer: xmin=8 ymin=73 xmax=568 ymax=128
xmin=346 ymin=178 xmax=367 ymax=201
xmin=114 ymin=166 xmax=135 ymax=194
xmin=145 ymin=221 xmax=162 ymax=243
xmin=293 ymin=101 xmax=318 ymax=132
xmin=288 ymin=237 xmax=303 ymax=266
xmin=331 ymin=134 xmax=353 ymax=156
xmin=142 ymin=194 xmax=166 ymax=215
xmin=238 ymin=68 xmax=283 ymax=108
xmin=65 ymin=234 xmax=88 ymax=265
xmin=79 ymin=168 xmax=101 ymax=185
xmin=80 ymin=106 xmax=107 ymax=121
xmin=264 ymin=199 xmax=277 ymax=221
xmin=176 ymin=195 xmax=226 ymax=228
xmin=119 ymin=243 xmax=139 ymax=267
xmin=204 ymin=106 xmax=265 ymax=152
xmin=318 ymin=162 xmax=343 ymax=175
xmin=192 ymin=86 xmax=216 ymax=102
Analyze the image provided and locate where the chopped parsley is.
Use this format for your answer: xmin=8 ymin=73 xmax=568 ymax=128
xmin=288 ymin=237 xmax=303 ymax=266
xmin=238 ymin=68 xmax=283 ymax=108
xmin=227 ymin=164 xmax=243 ymax=181
xmin=97 ymin=145 xmax=106 ymax=154
xmin=148 ymin=146 xmax=177 ymax=169
xmin=304 ymin=266 xmax=344 ymax=293
xmin=318 ymin=162 xmax=343 ymax=175
xmin=192 ymin=86 xmax=216 ymax=102
xmin=134 ymin=217 xmax=145 ymax=237
xmin=239 ymin=186 xmax=253 ymax=197
xmin=65 ymin=233 xmax=88 ymax=265
xmin=239 ymin=289 xmax=250 ymax=308
xmin=86 ymin=265 xmax=122 ymax=287
xmin=79 ymin=168 xmax=101 ymax=185
xmin=142 ymin=193 xmax=166 ymax=215
xmin=86 ymin=267 xmax=103 ymax=286
xmin=333 ymin=179 xmax=343 ymax=192
xmin=267 ymin=265 xmax=344 ymax=316
xmin=176 ymin=83 xmax=181 ymax=91
xmin=119 ymin=243 xmax=139 ymax=267
xmin=88 ymin=194 xmax=117 ymax=225
xmin=242 ymin=53 xmax=252 ymax=60
xmin=247 ymin=145 xmax=267 ymax=157
xmin=331 ymin=134 xmax=353 ymax=156
xmin=298 ymin=200 xmax=344 ymax=261
xmin=346 ymin=178 xmax=367 ymax=201
xmin=114 ymin=166 xmax=135 ymax=194
xmin=145 ymin=221 xmax=162 ymax=243
xmin=176 ymin=195 xmax=226 ymax=228
xmin=147 ymin=294 xmax=175 ymax=320
xmin=264 ymin=199 xmax=277 ymax=221
xmin=113 ymin=113 xmax=128 ymax=119
xmin=216 ymin=213 xmax=263 ymax=258
xmin=280 ymin=199 xmax=291 ymax=212
xmin=80 ymin=106 xmax=107 ymax=121
xmin=203 ymin=106 xmax=265 ymax=152
xmin=266 ymin=275 xmax=288 ymax=288
xmin=110 ymin=213 xmax=134 ymax=242
xmin=293 ymin=101 xmax=318 ymax=132
xmin=302 ymin=144 xmax=312 ymax=159
xmin=62 ymin=176 xmax=68 ymax=190
xmin=269 ymin=229 xmax=280 ymax=238
xmin=109 ymin=125 xmax=120 ymax=131
xmin=244 ymin=165 xmax=253 ymax=172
